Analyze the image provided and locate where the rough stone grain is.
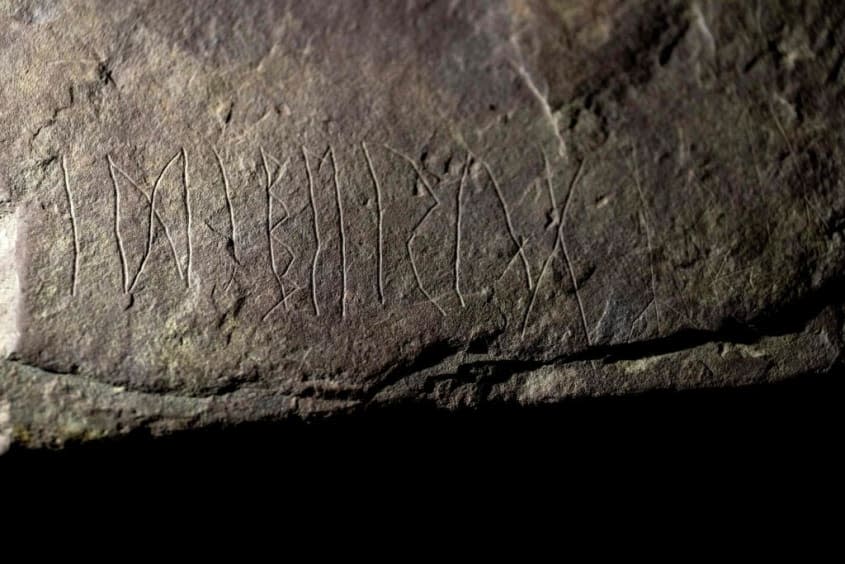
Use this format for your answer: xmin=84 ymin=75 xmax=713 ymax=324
xmin=2 ymin=0 xmax=844 ymax=450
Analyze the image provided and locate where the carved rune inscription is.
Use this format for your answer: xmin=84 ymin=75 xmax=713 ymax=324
xmin=39 ymin=139 xmax=626 ymax=344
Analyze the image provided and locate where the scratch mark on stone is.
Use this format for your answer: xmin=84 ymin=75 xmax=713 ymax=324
xmin=743 ymin=114 xmax=767 ymax=193
xmin=742 ymin=114 xmax=774 ymax=241
xmin=768 ymin=101 xmax=826 ymax=231
xmin=628 ymin=297 xmax=655 ymax=340
xmin=692 ymin=2 xmax=716 ymax=56
xmin=223 ymin=265 xmax=236 ymax=294
xmin=629 ymin=144 xmax=661 ymax=336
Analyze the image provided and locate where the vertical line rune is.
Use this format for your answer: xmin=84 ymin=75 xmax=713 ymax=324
xmin=330 ymin=147 xmax=348 ymax=319
xmin=303 ymin=146 xmax=321 ymax=316
xmin=60 ymin=155 xmax=80 ymax=297
xmin=106 ymin=156 xmax=129 ymax=293
xmin=454 ymin=154 xmax=470 ymax=307
xmin=182 ymin=147 xmax=192 ymax=288
xmin=361 ymin=142 xmax=385 ymax=305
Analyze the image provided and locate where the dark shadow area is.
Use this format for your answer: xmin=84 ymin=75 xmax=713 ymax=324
xmin=3 ymin=370 xmax=842 ymax=474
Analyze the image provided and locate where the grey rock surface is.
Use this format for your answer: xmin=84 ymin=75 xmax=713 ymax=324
xmin=1 ymin=0 xmax=844 ymax=450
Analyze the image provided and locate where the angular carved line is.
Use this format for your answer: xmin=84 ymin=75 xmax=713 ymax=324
xmin=481 ymin=160 xmax=533 ymax=291
xmin=361 ymin=142 xmax=385 ymax=306
xmin=60 ymin=155 xmax=80 ymax=297
xmin=223 ymin=265 xmax=236 ymax=294
xmin=521 ymin=159 xmax=585 ymax=338
xmin=497 ymin=235 xmax=533 ymax=284
xmin=302 ymin=146 xmax=322 ymax=317
xmin=261 ymin=286 xmax=303 ymax=322
xmin=330 ymin=147 xmax=348 ymax=319
xmin=405 ymin=239 xmax=446 ymax=316
xmin=561 ymin=233 xmax=591 ymax=348
xmin=261 ymin=147 xmax=291 ymax=316
xmin=562 ymin=161 xmax=591 ymax=348
xmin=385 ymin=144 xmax=446 ymax=317
xmin=628 ymin=297 xmax=655 ymax=340
xmin=541 ymin=148 xmax=558 ymax=227
xmin=275 ymin=240 xmax=297 ymax=279
xmin=106 ymin=156 xmax=130 ymax=293
xmin=110 ymin=158 xmax=185 ymax=285
xmin=129 ymin=151 xmax=181 ymax=293
xmin=262 ymin=239 xmax=300 ymax=319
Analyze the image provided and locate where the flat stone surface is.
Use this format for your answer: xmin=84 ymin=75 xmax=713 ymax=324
xmin=2 ymin=0 xmax=844 ymax=450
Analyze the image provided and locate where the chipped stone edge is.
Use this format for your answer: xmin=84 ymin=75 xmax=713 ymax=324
xmin=0 ymin=209 xmax=21 ymax=359
xmin=1 ymin=299 xmax=840 ymax=451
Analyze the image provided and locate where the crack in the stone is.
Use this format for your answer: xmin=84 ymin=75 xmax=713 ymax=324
xmin=363 ymin=272 xmax=845 ymax=403
xmin=9 ymin=249 xmax=845 ymax=409
xmin=29 ymin=86 xmax=75 ymax=150
xmin=4 ymin=358 xmax=224 ymax=404
xmin=5 ymin=357 xmax=79 ymax=377
xmin=361 ymin=328 xmax=754 ymax=404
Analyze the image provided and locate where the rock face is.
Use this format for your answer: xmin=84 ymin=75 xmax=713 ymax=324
xmin=1 ymin=0 xmax=844 ymax=450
